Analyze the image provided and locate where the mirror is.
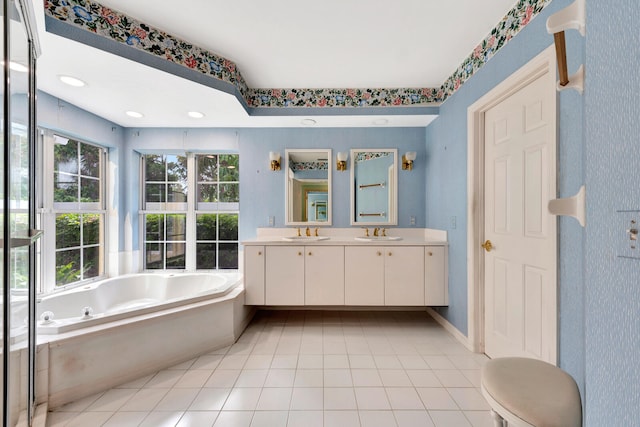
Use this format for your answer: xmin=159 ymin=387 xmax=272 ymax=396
xmin=350 ymin=149 xmax=398 ymax=225
xmin=285 ymin=149 xmax=332 ymax=225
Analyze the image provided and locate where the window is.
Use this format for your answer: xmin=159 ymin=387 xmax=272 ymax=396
xmin=50 ymin=135 xmax=106 ymax=287
xmin=142 ymin=153 xmax=239 ymax=270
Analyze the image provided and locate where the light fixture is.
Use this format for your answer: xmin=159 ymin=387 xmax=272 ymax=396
xmin=336 ymin=152 xmax=348 ymax=171
xmin=402 ymin=152 xmax=417 ymax=171
xmin=58 ymin=75 xmax=86 ymax=87
xmin=188 ymin=111 xmax=205 ymax=118
xmin=269 ymin=151 xmax=281 ymax=171
xmin=126 ymin=111 xmax=144 ymax=118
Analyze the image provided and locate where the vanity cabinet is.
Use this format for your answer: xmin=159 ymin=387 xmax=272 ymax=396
xmin=384 ymin=247 xmax=425 ymax=306
xmin=265 ymin=246 xmax=305 ymax=305
xmin=305 ymin=246 xmax=345 ymax=305
xmin=243 ymin=240 xmax=448 ymax=307
xmin=345 ymin=247 xmax=385 ymax=305
xmin=244 ymin=245 xmax=265 ymax=305
xmin=425 ymin=246 xmax=447 ymax=305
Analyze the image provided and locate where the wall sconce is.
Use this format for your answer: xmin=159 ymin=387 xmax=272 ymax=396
xmin=402 ymin=152 xmax=416 ymax=171
xmin=269 ymin=151 xmax=281 ymax=171
xmin=336 ymin=152 xmax=348 ymax=171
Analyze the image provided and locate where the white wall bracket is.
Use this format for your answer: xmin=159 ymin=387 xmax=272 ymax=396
xmin=557 ymin=64 xmax=584 ymax=94
xmin=546 ymin=0 xmax=586 ymax=36
xmin=548 ymin=185 xmax=586 ymax=227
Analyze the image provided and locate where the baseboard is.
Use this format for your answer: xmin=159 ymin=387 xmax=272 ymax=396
xmin=426 ymin=307 xmax=475 ymax=352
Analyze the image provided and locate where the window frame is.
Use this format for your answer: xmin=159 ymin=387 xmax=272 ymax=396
xmin=37 ymin=130 xmax=108 ymax=293
xmin=140 ymin=152 xmax=239 ymax=271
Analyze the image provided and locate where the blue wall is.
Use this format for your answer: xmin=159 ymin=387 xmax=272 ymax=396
xmin=423 ymin=0 xmax=586 ymax=403
xmin=584 ymin=1 xmax=640 ymax=424
xmin=238 ymin=127 xmax=426 ymax=241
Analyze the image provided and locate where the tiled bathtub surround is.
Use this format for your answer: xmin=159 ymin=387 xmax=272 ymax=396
xmin=47 ymin=310 xmax=492 ymax=427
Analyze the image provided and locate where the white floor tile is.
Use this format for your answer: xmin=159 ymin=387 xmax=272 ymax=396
xmin=205 ymin=369 xmax=241 ymax=388
xmin=416 ymin=388 xmax=458 ymax=410
xmin=256 ymin=387 xmax=293 ymax=410
xmin=119 ymin=388 xmax=169 ymax=411
xmin=447 ymin=388 xmax=490 ymax=410
xmin=379 ymin=370 xmax=412 ymax=387
xmin=428 ymin=410 xmax=473 ymax=427
xmin=85 ymin=388 xmax=137 ymax=412
xmin=223 ymin=387 xmax=262 ymax=410
xmin=393 ymin=410 xmax=435 ymax=427
xmin=170 ymin=358 xmax=196 ymax=370
xmin=45 ymin=411 xmax=77 ymax=427
xmin=323 ymin=369 xmax=353 ymax=387
xmin=251 ymin=410 xmax=289 ymax=427
xmin=54 ymin=392 xmax=103 ymax=412
xmin=359 ymin=410 xmax=398 ymax=427
xmin=460 ymin=370 xmax=482 ymax=387
xmin=351 ymin=369 xmax=383 ymax=387
xmin=463 ymin=410 xmax=494 ymax=427
xmin=294 ymin=369 xmax=324 ymax=387
xmin=235 ymin=369 xmax=269 ymax=387
xmin=271 ymin=355 xmax=299 ymax=369
xmin=213 ymin=411 xmax=253 ymax=427
xmin=349 ymin=354 xmax=376 ymax=368
xmin=154 ymin=388 xmax=200 ymax=411
xmin=145 ymin=370 xmax=185 ymax=388
xmin=264 ymin=369 xmax=296 ymax=387
xmin=176 ymin=410 xmax=219 ymax=427
xmin=422 ymin=356 xmax=456 ymax=370
xmin=432 ymin=370 xmax=474 ymax=387
xmin=324 ymin=354 xmax=350 ymax=369
xmin=102 ymin=411 xmax=148 ymax=427
xmin=290 ymin=388 xmax=323 ymax=410
xmin=297 ymin=354 xmax=324 ymax=369
xmin=244 ymin=355 xmax=274 ymax=369
xmin=354 ymin=387 xmax=390 ymax=410
xmin=385 ymin=387 xmax=425 ymax=410
xmin=117 ymin=374 xmax=154 ymax=389
xmin=323 ymin=388 xmax=357 ymax=410
xmin=287 ymin=410 xmax=323 ymax=427
xmin=65 ymin=411 xmax=113 ymax=427
xmin=175 ymin=370 xmax=214 ymax=388
xmin=373 ymin=355 xmax=403 ymax=369
xmin=323 ymin=410 xmax=359 ymax=427
xmin=218 ymin=354 xmax=249 ymax=369
xmin=189 ymin=388 xmax=231 ymax=411
xmin=406 ymin=370 xmax=442 ymax=387
xmin=398 ymin=355 xmax=430 ymax=370
xmin=191 ymin=355 xmax=224 ymax=370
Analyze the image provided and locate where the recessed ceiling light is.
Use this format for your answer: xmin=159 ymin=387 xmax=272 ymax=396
xmin=301 ymin=118 xmax=316 ymax=126
xmin=373 ymin=118 xmax=389 ymax=126
xmin=58 ymin=75 xmax=86 ymax=87
xmin=188 ymin=111 xmax=205 ymax=118
xmin=126 ymin=111 xmax=144 ymax=118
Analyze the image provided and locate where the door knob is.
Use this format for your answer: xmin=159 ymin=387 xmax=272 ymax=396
xmin=481 ymin=240 xmax=493 ymax=252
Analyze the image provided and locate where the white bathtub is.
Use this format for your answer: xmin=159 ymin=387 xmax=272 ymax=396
xmin=37 ymin=272 xmax=255 ymax=409
xmin=37 ymin=272 xmax=241 ymax=334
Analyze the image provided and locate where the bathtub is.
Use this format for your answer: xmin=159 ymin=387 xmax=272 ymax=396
xmin=37 ymin=272 xmax=242 ymax=334
xmin=37 ymin=272 xmax=255 ymax=409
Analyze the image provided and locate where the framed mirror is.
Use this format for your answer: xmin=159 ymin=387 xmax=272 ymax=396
xmin=285 ymin=149 xmax=332 ymax=225
xmin=350 ymin=149 xmax=398 ymax=225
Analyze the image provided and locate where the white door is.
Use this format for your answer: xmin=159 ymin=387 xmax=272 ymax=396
xmin=483 ymin=71 xmax=556 ymax=363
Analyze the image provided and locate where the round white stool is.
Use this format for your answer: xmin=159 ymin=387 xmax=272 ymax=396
xmin=481 ymin=357 xmax=582 ymax=427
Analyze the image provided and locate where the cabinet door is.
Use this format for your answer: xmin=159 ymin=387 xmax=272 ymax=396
xmin=244 ymin=246 xmax=265 ymax=305
xmin=425 ymin=246 xmax=448 ymax=306
xmin=345 ymin=246 xmax=384 ymax=305
xmin=265 ymin=246 xmax=305 ymax=305
xmin=305 ymin=246 xmax=344 ymax=305
xmin=385 ymin=246 xmax=425 ymax=306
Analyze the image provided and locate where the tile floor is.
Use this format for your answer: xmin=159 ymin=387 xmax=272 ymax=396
xmin=46 ymin=310 xmax=493 ymax=427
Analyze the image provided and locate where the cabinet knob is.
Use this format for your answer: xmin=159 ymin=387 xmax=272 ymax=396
xmin=308 ymin=251 xmax=312 ymax=256
xmin=388 ymin=252 xmax=392 ymax=256
xmin=298 ymin=252 xmax=302 ymax=256
xmin=428 ymin=252 xmax=432 ymax=256
xmin=377 ymin=251 xmax=382 ymax=256
xmin=258 ymin=251 xmax=262 ymax=256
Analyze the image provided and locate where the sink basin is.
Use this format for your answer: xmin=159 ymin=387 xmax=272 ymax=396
xmin=354 ymin=236 xmax=402 ymax=242
xmin=281 ymin=236 xmax=330 ymax=242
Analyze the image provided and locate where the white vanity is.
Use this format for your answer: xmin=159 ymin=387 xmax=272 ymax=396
xmin=242 ymin=228 xmax=448 ymax=307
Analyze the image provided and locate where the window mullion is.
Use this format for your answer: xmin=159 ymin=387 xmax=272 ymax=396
xmin=185 ymin=153 xmax=196 ymax=271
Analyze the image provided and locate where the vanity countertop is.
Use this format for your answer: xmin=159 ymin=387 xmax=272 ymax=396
xmin=242 ymin=228 xmax=448 ymax=246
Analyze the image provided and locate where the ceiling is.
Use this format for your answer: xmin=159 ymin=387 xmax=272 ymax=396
xmin=32 ymin=0 xmax=518 ymax=128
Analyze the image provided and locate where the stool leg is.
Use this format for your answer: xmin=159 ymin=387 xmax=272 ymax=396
xmin=490 ymin=410 xmax=506 ymax=427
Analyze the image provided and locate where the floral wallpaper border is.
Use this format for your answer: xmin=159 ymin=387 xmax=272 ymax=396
xmin=43 ymin=0 xmax=550 ymax=109
xmin=289 ymin=160 xmax=329 ymax=171
xmin=355 ymin=152 xmax=391 ymax=163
